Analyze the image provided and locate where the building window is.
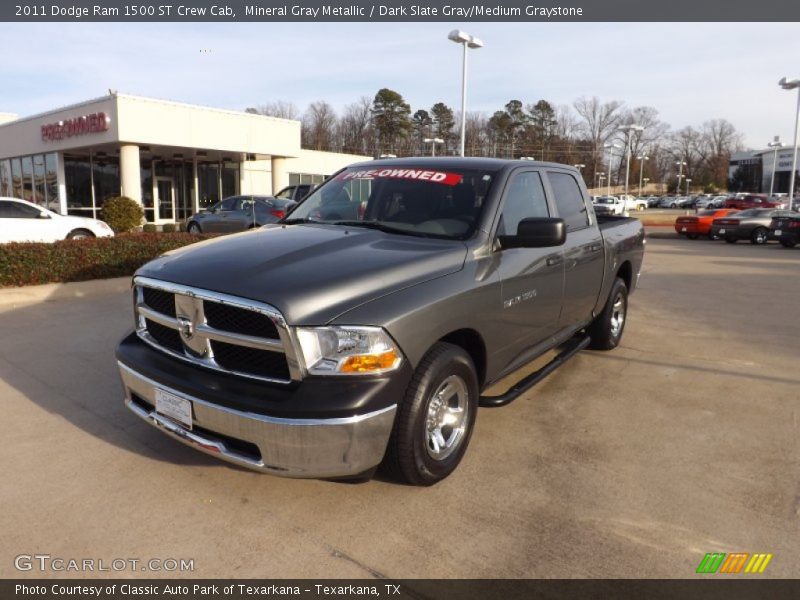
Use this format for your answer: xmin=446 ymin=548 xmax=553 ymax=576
xmin=11 ymin=158 xmax=23 ymax=200
xmin=198 ymin=163 xmax=220 ymax=208
xmin=21 ymin=156 xmax=34 ymax=203
xmin=64 ymin=155 xmax=93 ymax=216
xmin=0 ymin=160 xmax=10 ymax=196
xmin=289 ymin=172 xmax=327 ymax=186
xmin=140 ymin=159 xmax=154 ymax=222
xmin=221 ymin=162 xmax=239 ymax=199
xmin=93 ymin=155 xmax=120 ymax=212
xmin=45 ymin=153 xmax=59 ymax=213
xmin=33 ymin=154 xmax=47 ymax=208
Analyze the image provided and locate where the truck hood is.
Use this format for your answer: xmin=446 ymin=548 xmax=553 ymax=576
xmin=136 ymin=224 xmax=468 ymax=324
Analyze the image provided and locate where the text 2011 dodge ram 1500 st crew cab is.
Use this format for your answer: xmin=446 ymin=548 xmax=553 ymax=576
xmin=116 ymin=158 xmax=645 ymax=485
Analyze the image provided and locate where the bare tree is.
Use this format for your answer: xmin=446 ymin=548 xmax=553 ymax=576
xmin=301 ymin=101 xmax=337 ymax=151
xmin=245 ymin=101 xmax=300 ymax=120
xmin=337 ymin=97 xmax=373 ymax=155
xmin=573 ymin=96 xmax=624 ymax=175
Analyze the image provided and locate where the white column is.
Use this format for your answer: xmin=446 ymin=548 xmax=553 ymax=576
xmin=119 ymin=144 xmax=141 ymax=203
xmin=271 ymin=156 xmax=288 ymax=195
xmin=192 ymin=157 xmax=199 ymax=213
xmin=56 ymin=152 xmax=67 ymax=215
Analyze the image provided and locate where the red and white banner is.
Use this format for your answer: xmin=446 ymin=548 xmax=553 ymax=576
xmin=337 ymin=168 xmax=463 ymax=186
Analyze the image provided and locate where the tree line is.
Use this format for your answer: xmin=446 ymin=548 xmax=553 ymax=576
xmin=246 ymin=90 xmax=744 ymax=192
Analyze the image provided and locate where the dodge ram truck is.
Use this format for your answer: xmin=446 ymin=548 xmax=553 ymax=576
xmin=116 ymin=158 xmax=645 ymax=485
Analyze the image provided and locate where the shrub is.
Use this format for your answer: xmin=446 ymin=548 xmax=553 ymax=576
xmin=0 ymin=233 xmax=217 ymax=288
xmin=101 ymin=196 xmax=144 ymax=233
xmin=142 ymin=223 xmax=158 ymax=233
xmin=162 ymin=223 xmax=177 ymax=233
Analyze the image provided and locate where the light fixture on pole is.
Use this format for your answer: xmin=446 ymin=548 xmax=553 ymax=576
xmin=574 ymin=163 xmax=585 ymax=170
xmin=448 ymin=30 xmax=483 ymax=158
xmin=619 ymin=124 xmax=644 ymax=199
xmin=595 ymin=171 xmax=604 ymax=189
xmin=675 ymin=160 xmax=687 ymax=195
xmin=637 ymin=154 xmax=649 ymax=197
xmin=685 ymin=177 xmax=692 ymax=197
xmin=423 ymin=137 xmax=444 ymax=157
xmin=767 ymin=136 xmax=784 ymax=198
xmin=603 ymin=142 xmax=619 ymax=196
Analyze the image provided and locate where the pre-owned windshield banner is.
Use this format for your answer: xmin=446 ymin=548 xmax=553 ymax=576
xmin=5 ymin=0 xmax=800 ymax=22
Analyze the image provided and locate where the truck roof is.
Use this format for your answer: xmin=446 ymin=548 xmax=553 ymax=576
xmin=346 ymin=156 xmax=579 ymax=172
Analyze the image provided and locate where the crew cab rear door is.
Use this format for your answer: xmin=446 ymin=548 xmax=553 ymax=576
xmin=493 ymin=169 xmax=564 ymax=354
xmin=544 ymin=169 xmax=604 ymax=330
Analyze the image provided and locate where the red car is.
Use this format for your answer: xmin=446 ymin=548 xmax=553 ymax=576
xmin=724 ymin=194 xmax=782 ymax=209
xmin=675 ymin=209 xmax=739 ymax=240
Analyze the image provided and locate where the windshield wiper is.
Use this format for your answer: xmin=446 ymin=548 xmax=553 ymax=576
xmin=331 ymin=220 xmax=431 ymax=237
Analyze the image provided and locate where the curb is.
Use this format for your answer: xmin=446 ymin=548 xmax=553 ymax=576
xmin=0 ymin=276 xmax=131 ymax=310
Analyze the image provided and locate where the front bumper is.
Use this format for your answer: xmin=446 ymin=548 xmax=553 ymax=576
xmin=118 ymin=361 xmax=397 ymax=478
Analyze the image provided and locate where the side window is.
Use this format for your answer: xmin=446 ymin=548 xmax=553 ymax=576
xmin=275 ymin=187 xmax=294 ymax=200
xmin=219 ymin=197 xmax=237 ymax=211
xmin=498 ymin=171 xmax=549 ymax=236
xmin=0 ymin=201 xmax=40 ymax=218
xmin=548 ymin=172 xmax=589 ymax=232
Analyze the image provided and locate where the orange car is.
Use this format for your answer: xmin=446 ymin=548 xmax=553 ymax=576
xmin=675 ymin=209 xmax=740 ymax=240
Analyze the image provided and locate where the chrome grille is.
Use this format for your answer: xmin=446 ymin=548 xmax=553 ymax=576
xmin=133 ymin=276 xmax=299 ymax=384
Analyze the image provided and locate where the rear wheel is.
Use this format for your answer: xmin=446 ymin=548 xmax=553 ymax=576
xmin=187 ymin=222 xmax=202 ymax=235
xmin=588 ymin=278 xmax=628 ymax=351
xmin=66 ymin=229 xmax=94 ymax=240
xmin=381 ymin=342 xmax=478 ymax=486
xmin=750 ymin=227 xmax=769 ymax=245
xmin=708 ymin=230 xmax=719 ymax=241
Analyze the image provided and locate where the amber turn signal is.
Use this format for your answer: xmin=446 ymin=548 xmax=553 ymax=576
xmin=340 ymin=351 xmax=399 ymax=373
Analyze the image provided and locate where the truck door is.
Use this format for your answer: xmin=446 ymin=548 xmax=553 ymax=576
xmin=545 ymin=170 xmax=604 ymax=329
xmin=495 ymin=170 xmax=564 ymax=354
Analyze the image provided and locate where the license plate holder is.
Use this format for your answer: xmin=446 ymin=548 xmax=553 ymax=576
xmin=774 ymin=229 xmax=782 ymax=236
xmin=719 ymin=228 xmax=726 ymax=234
xmin=155 ymin=388 xmax=193 ymax=430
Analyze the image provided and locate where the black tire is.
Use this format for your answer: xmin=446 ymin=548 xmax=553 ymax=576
xmin=780 ymin=239 xmax=797 ymax=248
xmin=588 ymin=278 xmax=628 ymax=351
xmin=724 ymin=236 xmax=737 ymax=244
xmin=750 ymin=227 xmax=768 ymax=245
xmin=187 ymin=222 xmax=202 ymax=234
xmin=381 ymin=342 xmax=479 ymax=486
xmin=66 ymin=229 xmax=94 ymax=240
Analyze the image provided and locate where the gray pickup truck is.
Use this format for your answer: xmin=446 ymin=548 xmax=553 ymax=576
xmin=116 ymin=158 xmax=645 ymax=485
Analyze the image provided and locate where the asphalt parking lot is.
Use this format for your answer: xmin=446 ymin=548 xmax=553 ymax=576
xmin=0 ymin=236 xmax=798 ymax=579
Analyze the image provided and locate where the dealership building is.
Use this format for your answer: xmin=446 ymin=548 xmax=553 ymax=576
xmin=0 ymin=93 xmax=368 ymax=223
xmin=728 ymin=147 xmax=800 ymax=194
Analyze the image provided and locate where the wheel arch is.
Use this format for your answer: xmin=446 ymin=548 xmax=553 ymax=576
xmin=616 ymin=260 xmax=633 ymax=291
xmin=437 ymin=328 xmax=487 ymax=389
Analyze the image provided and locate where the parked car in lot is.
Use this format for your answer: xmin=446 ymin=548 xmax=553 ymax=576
xmin=0 ymin=197 xmax=114 ymax=243
xmin=711 ymin=208 xmax=798 ymax=245
xmin=695 ymin=195 xmax=727 ymax=209
xmin=724 ymin=194 xmax=783 ymax=210
xmin=116 ymin=158 xmax=645 ymax=485
xmin=646 ymin=196 xmax=662 ymax=208
xmin=659 ymin=196 xmax=679 ymax=208
xmin=675 ymin=208 xmax=739 ymax=240
xmin=768 ymin=212 xmax=800 ymax=247
xmin=274 ymin=184 xmax=314 ymax=202
xmin=624 ymin=196 xmax=648 ymax=212
xmin=592 ymin=195 xmax=627 ymax=216
xmin=186 ymin=195 xmax=296 ymax=234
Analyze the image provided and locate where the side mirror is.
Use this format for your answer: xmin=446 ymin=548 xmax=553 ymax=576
xmin=38 ymin=211 xmax=51 ymax=219
xmin=499 ymin=217 xmax=566 ymax=249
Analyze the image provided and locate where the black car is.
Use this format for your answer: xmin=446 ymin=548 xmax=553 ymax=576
xmin=711 ymin=208 xmax=798 ymax=245
xmin=187 ymin=195 xmax=296 ymax=234
xmin=769 ymin=213 xmax=800 ymax=248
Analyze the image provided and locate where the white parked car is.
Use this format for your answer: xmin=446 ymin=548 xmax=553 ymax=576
xmin=624 ymin=196 xmax=648 ymax=211
xmin=0 ymin=197 xmax=114 ymax=243
xmin=592 ymin=196 xmax=628 ymax=216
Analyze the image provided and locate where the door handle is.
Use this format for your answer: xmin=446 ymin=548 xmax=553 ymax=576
xmin=589 ymin=244 xmax=602 ymax=252
xmin=546 ymin=256 xmax=563 ymax=266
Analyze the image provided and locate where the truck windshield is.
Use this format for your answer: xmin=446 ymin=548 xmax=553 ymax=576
xmin=285 ymin=166 xmax=496 ymax=239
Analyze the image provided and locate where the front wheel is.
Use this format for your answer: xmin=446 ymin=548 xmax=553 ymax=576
xmin=187 ymin=222 xmax=202 ymax=235
xmin=750 ymin=227 xmax=769 ymax=245
xmin=67 ymin=229 xmax=94 ymax=240
xmin=588 ymin=278 xmax=628 ymax=351
xmin=381 ymin=342 xmax=478 ymax=486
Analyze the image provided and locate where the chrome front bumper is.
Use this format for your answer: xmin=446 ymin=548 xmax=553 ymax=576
xmin=118 ymin=362 xmax=397 ymax=478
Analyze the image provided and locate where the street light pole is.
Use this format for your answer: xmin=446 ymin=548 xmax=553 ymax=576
xmin=779 ymin=77 xmax=800 ymax=211
xmin=637 ymin=154 xmax=649 ymax=197
xmin=449 ymin=30 xmax=483 ymax=158
xmin=675 ymin=161 xmax=686 ymax=196
xmin=619 ymin=125 xmax=644 ymax=200
xmin=423 ymin=137 xmax=444 ymax=157
xmin=767 ymin=136 xmax=784 ymax=198
xmin=604 ymin=143 xmax=619 ymax=197
xmin=685 ymin=178 xmax=692 ymax=197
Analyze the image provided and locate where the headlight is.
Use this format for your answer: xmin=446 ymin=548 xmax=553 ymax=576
xmin=97 ymin=220 xmax=111 ymax=230
xmin=295 ymin=326 xmax=403 ymax=375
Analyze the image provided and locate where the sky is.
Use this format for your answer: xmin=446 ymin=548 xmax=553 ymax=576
xmin=2 ymin=21 xmax=799 ymax=149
